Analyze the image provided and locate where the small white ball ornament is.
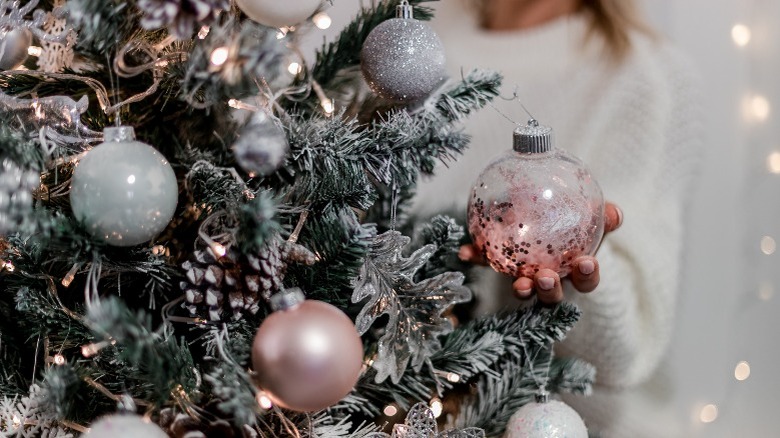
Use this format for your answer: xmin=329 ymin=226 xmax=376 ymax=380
xmin=361 ymin=1 xmax=447 ymax=103
xmin=236 ymin=0 xmax=322 ymax=29
xmin=0 ymin=28 xmax=32 ymax=70
xmin=83 ymin=414 xmax=168 ymax=438
xmin=505 ymin=399 xmax=588 ymax=438
xmin=232 ymin=111 xmax=288 ymax=177
xmin=70 ymin=126 xmax=178 ymax=247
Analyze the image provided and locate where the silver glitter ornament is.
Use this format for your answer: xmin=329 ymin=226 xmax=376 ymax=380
xmin=232 ymin=111 xmax=288 ymax=177
xmin=70 ymin=126 xmax=178 ymax=247
xmin=361 ymin=1 xmax=447 ymax=103
xmin=505 ymin=399 xmax=588 ymax=438
xmin=0 ymin=28 xmax=32 ymax=70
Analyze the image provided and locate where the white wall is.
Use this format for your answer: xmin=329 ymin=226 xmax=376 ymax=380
xmin=298 ymin=1 xmax=778 ymax=435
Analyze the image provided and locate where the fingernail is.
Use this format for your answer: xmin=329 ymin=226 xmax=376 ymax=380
xmin=579 ymin=260 xmax=595 ymax=275
xmin=538 ymin=277 xmax=555 ymax=290
xmin=516 ymin=288 xmax=532 ymax=298
xmin=615 ymin=206 xmax=624 ymax=228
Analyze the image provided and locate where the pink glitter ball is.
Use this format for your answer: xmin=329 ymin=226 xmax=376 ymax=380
xmin=467 ymin=128 xmax=604 ymax=278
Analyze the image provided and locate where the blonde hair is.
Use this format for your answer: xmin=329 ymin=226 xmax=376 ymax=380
xmin=579 ymin=0 xmax=654 ymax=59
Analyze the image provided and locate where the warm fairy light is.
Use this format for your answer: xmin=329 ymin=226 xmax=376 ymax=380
xmin=446 ymin=372 xmax=461 ymax=383
xmin=288 ymin=62 xmax=303 ymax=75
xmin=383 ymin=405 xmax=398 ymax=416
xmin=126 ymin=175 xmax=136 ymax=185
xmin=198 ymin=25 xmax=211 ymax=39
xmin=210 ymin=46 xmax=229 ymax=66
xmin=3 ymin=261 xmax=15 ymax=273
xmin=767 ymin=152 xmax=780 ymax=174
xmin=81 ymin=343 xmax=104 ymax=358
xmin=734 ymin=361 xmax=751 ymax=381
xmin=12 ymin=415 xmax=21 ymax=428
xmin=256 ymin=392 xmax=273 ymax=410
xmin=759 ymin=282 xmax=774 ymax=301
xmin=276 ymin=27 xmax=290 ymax=39
xmin=430 ymin=397 xmax=443 ymax=418
xmin=228 ymin=99 xmax=240 ymax=108
xmin=321 ymin=98 xmax=335 ymax=115
xmin=731 ymin=24 xmax=751 ymax=47
xmin=760 ymin=236 xmax=776 ymax=255
xmin=699 ymin=404 xmax=718 ymax=423
xmin=27 ymin=46 xmax=42 ymax=57
xmin=211 ymin=243 xmax=227 ymax=257
xmin=31 ymin=101 xmax=44 ymax=119
xmin=53 ymin=354 xmax=66 ymax=366
xmin=746 ymin=95 xmax=771 ymax=122
xmin=313 ymin=12 xmax=332 ymax=30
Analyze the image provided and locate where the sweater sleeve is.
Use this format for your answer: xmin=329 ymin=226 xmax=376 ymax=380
xmin=555 ymin=43 xmax=703 ymax=388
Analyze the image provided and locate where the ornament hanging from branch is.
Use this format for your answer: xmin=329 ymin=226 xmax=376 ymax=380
xmin=0 ymin=0 xmax=72 ymax=48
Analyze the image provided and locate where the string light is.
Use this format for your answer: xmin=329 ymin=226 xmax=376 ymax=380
xmin=446 ymin=372 xmax=461 ymax=383
xmin=321 ymin=98 xmax=335 ymax=115
xmin=276 ymin=28 xmax=290 ymax=39
xmin=287 ymin=62 xmax=302 ymax=75
xmin=256 ymin=392 xmax=273 ymax=410
xmin=12 ymin=415 xmax=21 ymax=428
xmin=312 ymin=12 xmax=332 ymax=30
xmin=734 ymin=361 xmax=751 ymax=381
xmin=27 ymin=46 xmax=42 ymax=57
xmin=53 ymin=354 xmax=66 ymax=366
xmin=198 ymin=25 xmax=211 ymax=39
xmin=429 ymin=397 xmax=443 ymax=418
xmin=760 ymin=235 xmax=776 ymax=255
xmin=758 ymin=282 xmax=774 ymax=301
xmin=744 ymin=94 xmax=770 ymax=122
xmin=2 ymin=261 xmax=15 ymax=273
xmin=699 ymin=404 xmax=718 ymax=423
xmin=731 ymin=24 xmax=751 ymax=47
xmin=210 ymin=243 xmax=227 ymax=258
xmin=210 ymin=47 xmax=229 ymax=66
xmin=383 ymin=404 xmax=398 ymax=416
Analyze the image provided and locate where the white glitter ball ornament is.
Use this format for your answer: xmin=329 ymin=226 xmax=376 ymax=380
xmin=236 ymin=0 xmax=322 ymax=28
xmin=70 ymin=126 xmax=178 ymax=247
xmin=505 ymin=400 xmax=588 ymax=438
xmin=0 ymin=28 xmax=32 ymax=70
xmin=82 ymin=414 xmax=168 ymax=438
xmin=361 ymin=1 xmax=447 ymax=103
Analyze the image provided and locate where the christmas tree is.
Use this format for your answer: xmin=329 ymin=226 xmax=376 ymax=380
xmin=0 ymin=0 xmax=596 ymax=436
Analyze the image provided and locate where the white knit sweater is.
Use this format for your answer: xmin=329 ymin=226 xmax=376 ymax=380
xmin=413 ymin=3 xmax=702 ymax=436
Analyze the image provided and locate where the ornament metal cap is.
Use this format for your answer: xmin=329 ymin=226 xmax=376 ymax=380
xmin=270 ymin=287 xmax=306 ymax=311
xmin=534 ymin=388 xmax=550 ymax=404
xmin=396 ymin=0 xmax=413 ymax=18
xmin=104 ymin=126 xmax=137 ymax=143
xmin=513 ymin=119 xmax=553 ymax=154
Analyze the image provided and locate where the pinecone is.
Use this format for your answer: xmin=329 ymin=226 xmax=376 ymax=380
xmin=159 ymin=408 xmax=237 ymax=438
xmin=138 ymin=0 xmax=228 ymax=39
xmin=0 ymin=159 xmax=39 ymax=236
xmin=180 ymin=239 xmax=315 ymax=321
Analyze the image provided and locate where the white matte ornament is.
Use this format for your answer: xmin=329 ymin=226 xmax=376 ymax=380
xmin=361 ymin=3 xmax=447 ymax=103
xmin=0 ymin=28 xmax=32 ymax=70
xmin=83 ymin=414 xmax=168 ymax=438
xmin=235 ymin=0 xmax=321 ymax=28
xmin=505 ymin=400 xmax=588 ymax=438
xmin=70 ymin=127 xmax=178 ymax=247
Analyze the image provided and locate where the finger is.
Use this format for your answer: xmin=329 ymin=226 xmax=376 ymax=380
xmin=570 ymin=256 xmax=600 ymax=293
xmin=535 ymin=269 xmax=563 ymax=305
xmin=604 ymin=202 xmax=623 ymax=233
xmin=459 ymin=244 xmax=486 ymax=265
xmin=512 ymin=277 xmax=534 ymax=299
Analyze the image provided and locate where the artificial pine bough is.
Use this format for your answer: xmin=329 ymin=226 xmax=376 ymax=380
xmin=0 ymin=0 xmax=595 ymax=436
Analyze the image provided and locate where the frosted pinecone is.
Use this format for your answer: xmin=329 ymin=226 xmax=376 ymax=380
xmin=159 ymin=408 xmax=238 ymax=438
xmin=0 ymin=159 xmax=40 ymax=236
xmin=180 ymin=239 xmax=315 ymax=321
xmin=138 ymin=0 xmax=228 ymax=39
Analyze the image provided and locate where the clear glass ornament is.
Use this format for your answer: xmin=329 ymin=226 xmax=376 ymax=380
xmin=467 ymin=120 xmax=604 ymax=278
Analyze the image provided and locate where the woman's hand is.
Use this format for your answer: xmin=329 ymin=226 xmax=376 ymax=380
xmin=459 ymin=202 xmax=623 ymax=305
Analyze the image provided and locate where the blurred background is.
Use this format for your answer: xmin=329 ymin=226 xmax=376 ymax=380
xmin=295 ymin=0 xmax=779 ymax=436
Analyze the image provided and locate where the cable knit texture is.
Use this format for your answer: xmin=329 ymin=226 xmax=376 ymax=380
xmin=413 ymin=3 xmax=702 ymax=436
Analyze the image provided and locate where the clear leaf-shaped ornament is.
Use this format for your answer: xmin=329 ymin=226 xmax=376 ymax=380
xmin=351 ymin=231 xmax=471 ymax=383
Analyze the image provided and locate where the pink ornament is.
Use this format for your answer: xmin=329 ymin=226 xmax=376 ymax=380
xmin=505 ymin=400 xmax=588 ymax=438
xmin=467 ymin=120 xmax=604 ymax=278
xmin=251 ymin=289 xmax=364 ymax=412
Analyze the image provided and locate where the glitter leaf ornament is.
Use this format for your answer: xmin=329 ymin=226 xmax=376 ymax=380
xmin=351 ymin=231 xmax=471 ymax=383
xmin=467 ymin=120 xmax=605 ymax=278
xmin=361 ymin=1 xmax=447 ymax=103
xmin=367 ymin=403 xmax=485 ymax=438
